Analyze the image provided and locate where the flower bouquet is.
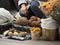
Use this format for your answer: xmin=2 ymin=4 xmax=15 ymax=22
xmin=39 ymin=0 xmax=60 ymax=24
xmin=39 ymin=0 xmax=57 ymax=15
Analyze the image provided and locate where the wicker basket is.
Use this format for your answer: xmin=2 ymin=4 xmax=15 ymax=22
xmin=42 ymin=28 xmax=57 ymax=41
xmin=31 ymin=31 xmax=40 ymax=40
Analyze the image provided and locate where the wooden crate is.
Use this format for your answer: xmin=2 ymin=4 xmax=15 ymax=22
xmin=42 ymin=28 xmax=57 ymax=41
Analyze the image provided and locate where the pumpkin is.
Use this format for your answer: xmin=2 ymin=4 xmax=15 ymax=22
xmin=30 ymin=21 xmax=40 ymax=27
xmin=15 ymin=17 xmax=28 ymax=26
xmin=28 ymin=16 xmax=37 ymax=25
xmin=18 ymin=32 xmax=27 ymax=37
xmin=14 ymin=32 xmax=18 ymax=36
xmin=29 ymin=16 xmax=41 ymax=27
xmin=8 ymin=32 xmax=14 ymax=37
xmin=3 ymin=30 xmax=9 ymax=36
xmin=15 ymin=17 xmax=21 ymax=24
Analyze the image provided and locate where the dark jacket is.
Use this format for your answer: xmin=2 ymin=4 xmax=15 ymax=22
xmin=20 ymin=0 xmax=46 ymax=19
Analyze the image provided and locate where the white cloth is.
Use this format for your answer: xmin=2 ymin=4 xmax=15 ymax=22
xmin=15 ymin=12 xmax=21 ymax=18
xmin=18 ymin=0 xmax=30 ymax=9
xmin=0 ymin=8 xmax=15 ymax=24
xmin=41 ymin=17 xmax=57 ymax=29
xmin=18 ymin=0 xmax=27 ymax=6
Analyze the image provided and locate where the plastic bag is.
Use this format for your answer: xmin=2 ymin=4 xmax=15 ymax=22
xmin=41 ymin=17 xmax=57 ymax=29
xmin=0 ymin=8 xmax=15 ymax=24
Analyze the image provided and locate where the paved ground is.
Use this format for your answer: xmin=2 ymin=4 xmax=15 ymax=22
xmin=0 ymin=38 xmax=60 ymax=45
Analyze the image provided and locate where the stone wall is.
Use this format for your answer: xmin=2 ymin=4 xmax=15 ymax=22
xmin=0 ymin=0 xmax=19 ymax=10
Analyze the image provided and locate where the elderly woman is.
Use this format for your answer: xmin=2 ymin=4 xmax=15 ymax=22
xmin=16 ymin=0 xmax=47 ymax=19
xmin=15 ymin=0 xmax=47 ymax=26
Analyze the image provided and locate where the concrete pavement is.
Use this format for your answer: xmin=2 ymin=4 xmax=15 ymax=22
xmin=0 ymin=38 xmax=60 ymax=45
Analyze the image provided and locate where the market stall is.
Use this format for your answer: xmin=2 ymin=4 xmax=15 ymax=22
xmin=0 ymin=0 xmax=60 ymax=41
